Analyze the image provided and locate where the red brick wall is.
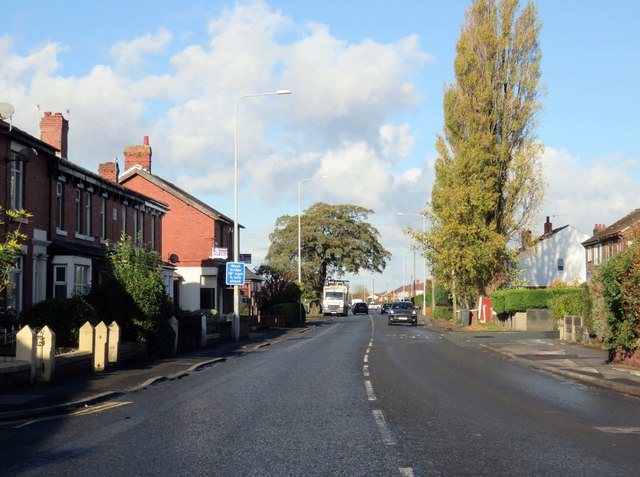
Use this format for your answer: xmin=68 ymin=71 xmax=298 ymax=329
xmin=39 ymin=112 xmax=68 ymax=158
xmin=122 ymin=175 xmax=217 ymax=265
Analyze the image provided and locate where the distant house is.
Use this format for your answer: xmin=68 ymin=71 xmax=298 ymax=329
xmin=518 ymin=217 xmax=590 ymax=287
xmin=99 ymin=138 xmax=238 ymax=313
xmin=581 ymin=208 xmax=640 ymax=280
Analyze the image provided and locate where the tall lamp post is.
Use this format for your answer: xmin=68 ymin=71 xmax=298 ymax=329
xmin=397 ymin=212 xmax=428 ymax=317
xmin=233 ymin=90 xmax=291 ymax=341
xmin=297 ymin=175 xmax=330 ymax=284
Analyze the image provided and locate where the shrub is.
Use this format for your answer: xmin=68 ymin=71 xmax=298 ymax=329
xmin=23 ymin=296 xmax=98 ymax=348
xmin=432 ymin=305 xmax=454 ymax=321
xmin=547 ymin=287 xmax=591 ymax=322
xmin=491 ymin=288 xmax=583 ymax=315
xmin=591 ymin=243 xmax=640 ymax=354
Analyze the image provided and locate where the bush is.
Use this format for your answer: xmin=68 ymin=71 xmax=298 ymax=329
xmin=547 ymin=287 xmax=591 ymax=322
xmin=491 ymin=288 xmax=583 ymax=314
xmin=432 ymin=305 xmax=454 ymax=321
xmin=590 ymin=243 xmax=640 ymax=354
xmin=23 ymin=296 xmax=98 ymax=348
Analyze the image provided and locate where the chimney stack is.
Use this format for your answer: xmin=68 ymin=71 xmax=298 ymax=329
xmin=40 ymin=112 xmax=69 ymax=158
xmin=124 ymin=136 xmax=152 ymax=173
xmin=98 ymin=160 xmax=120 ymax=183
xmin=544 ymin=216 xmax=553 ymax=235
xmin=594 ymin=223 xmax=606 ymax=235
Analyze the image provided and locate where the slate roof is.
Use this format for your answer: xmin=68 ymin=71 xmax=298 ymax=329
xmin=582 ymin=208 xmax=640 ymax=246
xmin=119 ymin=166 xmax=237 ymax=227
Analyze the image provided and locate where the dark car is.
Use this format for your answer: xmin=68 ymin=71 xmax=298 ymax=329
xmin=381 ymin=303 xmax=392 ymax=314
xmin=387 ymin=301 xmax=418 ymax=326
xmin=352 ymin=302 xmax=369 ymax=315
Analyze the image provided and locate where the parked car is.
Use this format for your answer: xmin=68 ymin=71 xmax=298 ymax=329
xmin=381 ymin=303 xmax=392 ymax=314
xmin=387 ymin=301 xmax=418 ymax=326
xmin=368 ymin=302 xmax=380 ymax=311
xmin=352 ymin=302 xmax=369 ymax=315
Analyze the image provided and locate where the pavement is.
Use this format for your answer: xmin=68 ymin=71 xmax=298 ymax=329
xmin=2 ymin=317 xmax=640 ymax=422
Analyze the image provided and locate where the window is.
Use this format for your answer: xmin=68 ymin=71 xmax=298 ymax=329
xmin=587 ymin=247 xmax=593 ymax=262
xmin=7 ymin=256 xmax=23 ymax=313
xmin=606 ymin=244 xmax=613 ymax=261
xmin=75 ymin=189 xmax=82 ymax=233
xmin=100 ymin=197 xmax=107 ymax=239
xmin=121 ymin=205 xmax=127 ymax=233
xmin=200 ymin=288 xmax=216 ymax=310
xmin=139 ymin=211 xmax=144 ymax=244
xmin=200 ymin=275 xmax=217 ymax=309
xmin=151 ymin=215 xmax=156 ymax=250
xmin=557 ymin=258 xmax=564 ymax=271
xmin=73 ymin=265 xmax=90 ymax=295
xmin=53 ymin=265 xmax=67 ymax=299
xmin=594 ymin=244 xmax=602 ymax=266
xmin=133 ymin=209 xmax=139 ymax=243
xmin=10 ymin=152 xmax=24 ymax=210
xmin=84 ymin=191 xmax=92 ymax=236
xmin=56 ymin=181 xmax=65 ymax=230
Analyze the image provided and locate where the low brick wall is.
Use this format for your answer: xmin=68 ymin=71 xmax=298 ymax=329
xmin=54 ymin=350 xmax=92 ymax=382
xmin=0 ymin=361 xmax=30 ymax=387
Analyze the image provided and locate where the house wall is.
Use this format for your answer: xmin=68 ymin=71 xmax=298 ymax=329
xmin=120 ymin=174 xmax=216 ymax=265
xmin=519 ymin=226 xmax=589 ymax=287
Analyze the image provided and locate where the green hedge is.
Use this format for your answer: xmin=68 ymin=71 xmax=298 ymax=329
xmin=491 ymin=288 xmax=585 ymax=315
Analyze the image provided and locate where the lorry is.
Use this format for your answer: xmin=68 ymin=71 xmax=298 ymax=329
xmin=322 ymin=279 xmax=350 ymax=316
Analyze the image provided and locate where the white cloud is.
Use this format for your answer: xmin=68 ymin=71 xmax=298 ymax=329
xmin=110 ymin=28 xmax=173 ymax=70
xmin=540 ymin=146 xmax=640 ymax=236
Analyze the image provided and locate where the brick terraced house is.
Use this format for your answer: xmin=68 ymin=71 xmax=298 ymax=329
xmin=1 ymin=112 xmax=168 ymax=316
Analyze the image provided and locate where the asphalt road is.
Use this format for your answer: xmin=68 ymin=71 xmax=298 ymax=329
xmin=1 ymin=313 xmax=639 ymax=476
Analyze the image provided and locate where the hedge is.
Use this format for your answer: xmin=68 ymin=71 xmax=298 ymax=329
xmin=272 ymin=302 xmax=306 ymax=326
xmin=491 ymin=288 xmax=585 ymax=315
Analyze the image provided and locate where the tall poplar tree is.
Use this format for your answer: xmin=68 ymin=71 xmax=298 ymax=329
xmin=421 ymin=0 xmax=545 ymax=307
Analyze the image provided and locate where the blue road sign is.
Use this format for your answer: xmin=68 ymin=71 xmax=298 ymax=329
xmin=226 ymin=262 xmax=245 ymax=286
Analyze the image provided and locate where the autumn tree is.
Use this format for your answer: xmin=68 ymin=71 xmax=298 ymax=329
xmin=1 ymin=207 xmax=32 ymax=315
xmin=266 ymin=203 xmax=390 ymax=301
xmin=418 ymin=0 xmax=545 ymax=308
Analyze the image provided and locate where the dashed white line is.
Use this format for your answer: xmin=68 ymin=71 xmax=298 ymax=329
xmin=364 ymin=354 xmax=369 ymax=363
xmin=372 ymin=409 xmax=396 ymax=445
xmin=596 ymin=426 xmax=640 ymax=434
xmin=363 ymin=364 xmax=370 ymax=377
xmin=399 ymin=468 xmax=415 ymax=477
xmin=365 ymin=380 xmax=377 ymax=401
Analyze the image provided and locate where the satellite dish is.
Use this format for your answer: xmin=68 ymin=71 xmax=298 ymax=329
xmin=168 ymin=254 xmax=180 ymax=264
xmin=17 ymin=147 xmax=38 ymax=163
xmin=0 ymin=102 xmax=14 ymax=120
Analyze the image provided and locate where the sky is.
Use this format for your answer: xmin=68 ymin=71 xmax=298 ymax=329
xmin=2 ymin=0 xmax=639 ymax=293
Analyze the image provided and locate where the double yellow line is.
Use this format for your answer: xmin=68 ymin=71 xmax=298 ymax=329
xmin=70 ymin=401 xmax=132 ymax=416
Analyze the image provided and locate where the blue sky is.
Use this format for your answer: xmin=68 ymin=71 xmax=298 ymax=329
xmin=2 ymin=0 xmax=639 ymax=292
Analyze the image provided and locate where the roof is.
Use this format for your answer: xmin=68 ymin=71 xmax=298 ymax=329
xmin=2 ymin=119 xmax=168 ymax=213
xmin=119 ymin=166 xmax=237 ymax=227
xmin=582 ymin=208 xmax=640 ymax=246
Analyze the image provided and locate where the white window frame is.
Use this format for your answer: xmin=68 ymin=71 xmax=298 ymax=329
xmin=52 ymin=256 xmax=92 ymax=298
xmin=75 ymin=189 xmax=82 ymax=233
xmin=56 ymin=181 xmax=64 ymax=230
xmin=10 ymin=152 xmax=24 ymax=211
xmin=84 ymin=191 xmax=92 ymax=236
xmin=8 ymin=256 xmax=24 ymax=313
xmin=100 ymin=197 xmax=107 ymax=239
xmin=53 ymin=264 xmax=67 ymax=299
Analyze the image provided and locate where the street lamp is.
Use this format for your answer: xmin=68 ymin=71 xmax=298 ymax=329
xmin=233 ymin=89 xmax=291 ymax=341
xmin=397 ymin=212 xmax=429 ymax=317
xmin=297 ymin=175 xmax=330 ymax=283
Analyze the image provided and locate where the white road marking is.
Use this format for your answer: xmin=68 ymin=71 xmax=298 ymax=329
xmin=363 ymin=364 xmax=370 ymax=377
xmin=365 ymin=380 xmax=376 ymax=401
xmin=372 ymin=409 xmax=396 ymax=445
xmin=364 ymin=354 xmax=369 ymax=363
xmin=399 ymin=468 xmax=415 ymax=477
xmin=596 ymin=426 xmax=640 ymax=434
